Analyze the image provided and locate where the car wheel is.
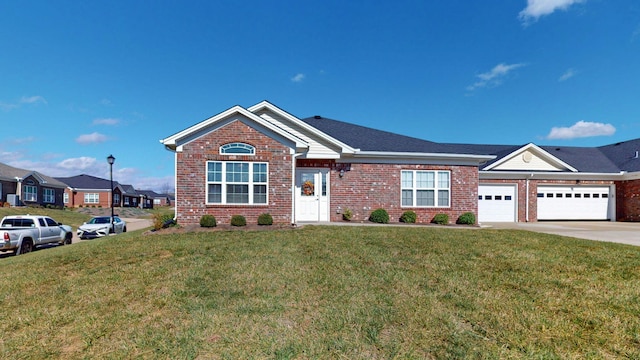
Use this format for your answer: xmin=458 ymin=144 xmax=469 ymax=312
xmin=16 ymin=239 xmax=33 ymax=255
xmin=123 ymin=226 xmax=127 ymax=233
xmin=64 ymin=232 xmax=73 ymax=245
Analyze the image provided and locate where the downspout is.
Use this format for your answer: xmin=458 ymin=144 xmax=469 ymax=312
xmin=173 ymin=150 xmax=178 ymax=221
xmin=526 ymin=173 xmax=533 ymax=222
xmin=291 ymin=152 xmax=304 ymax=225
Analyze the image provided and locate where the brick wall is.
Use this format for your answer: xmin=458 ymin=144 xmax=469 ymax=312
xmin=327 ymin=163 xmax=479 ymax=224
xmin=616 ymin=179 xmax=640 ymax=221
xmin=65 ymin=189 xmax=112 ymax=208
xmin=175 ymin=120 xmax=293 ymax=225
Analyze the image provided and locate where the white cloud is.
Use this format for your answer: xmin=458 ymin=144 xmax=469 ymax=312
xmin=10 ymin=136 xmax=36 ymax=145
xmin=519 ymin=0 xmax=585 ymax=25
xmin=58 ymin=156 xmax=98 ymax=170
xmin=558 ymin=68 xmax=577 ymax=82
xmin=546 ymin=120 xmax=615 ymax=140
xmin=20 ymin=95 xmax=47 ymax=105
xmin=466 ymin=63 xmax=526 ymax=91
xmin=76 ymin=132 xmax=108 ymax=144
xmin=0 ymin=95 xmax=47 ymax=111
xmin=291 ymin=73 xmax=305 ymax=83
xmin=93 ymin=118 xmax=120 ymax=126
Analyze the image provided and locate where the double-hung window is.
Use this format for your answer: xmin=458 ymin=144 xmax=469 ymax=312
xmin=207 ymin=161 xmax=268 ymax=204
xmin=43 ymin=188 xmax=55 ymax=203
xmin=401 ymin=170 xmax=450 ymax=207
xmin=84 ymin=193 xmax=99 ymax=204
xmin=24 ymin=185 xmax=37 ymax=202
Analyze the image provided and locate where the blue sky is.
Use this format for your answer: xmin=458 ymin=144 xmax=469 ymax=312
xmin=1 ymin=0 xmax=639 ymax=192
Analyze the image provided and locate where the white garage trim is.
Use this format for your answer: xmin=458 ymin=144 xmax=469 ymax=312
xmin=478 ymin=184 xmax=517 ymax=222
xmin=537 ymin=185 xmax=614 ymax=221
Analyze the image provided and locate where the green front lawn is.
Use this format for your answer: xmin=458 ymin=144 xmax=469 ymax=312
xmin=1 ymin=225 xmax=639 ymax=359
xmin=0 ymin=207 xmax=92 ymax=229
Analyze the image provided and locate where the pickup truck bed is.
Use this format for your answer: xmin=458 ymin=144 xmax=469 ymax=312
xmin=1 ymin=215 xmax=73 ymax=255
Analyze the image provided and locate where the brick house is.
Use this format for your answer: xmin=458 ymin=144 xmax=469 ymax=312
xmin=161 ymin=101 xmax=640 ymax=225
xmin=0 ymin=162 xmax=67 ymax=208
xmin=160 ymin=101 xmax=492 ymax=226
xmin=56 ymin=174 xmax=151 ymax=209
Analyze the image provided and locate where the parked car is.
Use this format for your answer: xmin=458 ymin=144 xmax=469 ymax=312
xmin=0 ymin=215 xmax=73 ymax=255
xmin=77 ymin=216 xmax=127 ymax=240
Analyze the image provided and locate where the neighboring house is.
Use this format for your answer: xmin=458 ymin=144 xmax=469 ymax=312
xmin=161 ymin=101 xmax=640 ymax=225
xmin=138 ymin=190 xmax=172 ymax=207
xmin=0 ymin=162 xmax=67 ymax=208
xmin=56 ymin=174 xmax=115 ymax=208
xmin=56 ymin=174 xmax=151 ymax=209
xmin=118 ymin=184 xmax=145 ymax=208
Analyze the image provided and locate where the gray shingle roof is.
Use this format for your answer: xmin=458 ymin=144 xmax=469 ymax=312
xmin=0 ymin=162 xmax=67 ymax=188
xmin=301 ymin=116 xmax=639 ymax=174
xmin=55 ymin=174 xmax=115 ymax=190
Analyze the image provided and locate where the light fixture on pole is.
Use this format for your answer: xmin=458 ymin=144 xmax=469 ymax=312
xmin=107 ymin=154 xmax=115 ymax=234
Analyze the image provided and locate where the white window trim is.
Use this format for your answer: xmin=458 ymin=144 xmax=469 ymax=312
xmin=24 ymin=185 xmax=37 ymax=202
xmin=401 ymin=170 xmax=451 ymax=208
xmin=206 ymin=161 xmax=269 ymax=205
xmin=220 ymin=142 xmax=256 ymax=155
xmin=43 ymin=188 xmax=55 ymax=203
xmin=84 ymin=193 xmax=99 ymax=204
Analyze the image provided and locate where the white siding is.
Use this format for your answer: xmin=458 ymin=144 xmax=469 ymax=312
xmin=256 ymin=111 xmax=341 ymax=158
xmin=493 ymin=151 xmax=565 ymax=171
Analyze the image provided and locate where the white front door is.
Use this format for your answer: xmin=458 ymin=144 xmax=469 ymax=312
xmin=295 ymin=169 xmax=329 ymax=222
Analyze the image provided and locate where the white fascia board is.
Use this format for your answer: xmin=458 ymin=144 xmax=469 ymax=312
xmin=480 ymin=170 xmax=624 ymax=181
xmin=248 ymin=101 xmax=358 ymax=154
xmin=73 ymin=188 xmax=112 ymax=192
xmin=483 ymin=143 xmax=578 ymax=172
xmin=621 ymin=171 xmax=640 ymax=180
xmin=348 ymin=151 xmax=495 ymax=166
xmin=160 ymin=105 xmax=308 ymax=151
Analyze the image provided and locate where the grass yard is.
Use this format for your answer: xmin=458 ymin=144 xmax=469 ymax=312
xmin=1 ymin=225 xmax=639 ymax=359
xmin=0 ymin=207 xmax=93 ymax=230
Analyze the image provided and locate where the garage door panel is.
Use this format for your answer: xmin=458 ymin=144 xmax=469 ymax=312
xmin=479 ymin=185 xmax=516 ymax=222
xmin=537 ymin=186 xmax=611 ymax=220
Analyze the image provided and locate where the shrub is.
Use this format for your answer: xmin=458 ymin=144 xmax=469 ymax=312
xmin=151 ymin=213 xmax=177 ymax=230
xmin=369 ymin=208 xmax=389 ymax=224
xmin=257 ymin=213 xmax=273 ymax=226
xmin=432 ymin=213 xmax=449 ymax=225
xmin=199 ymin=214 xmax=217 ymax=228
xmin=342 ymin=208 xmax=353 ymax=221
xmin=457 ymin=212 xmax=476 ymax=225
xmin=230 ymin=215 xmax=246 ymax=227
xmin=400 ymin=210 xmax=417 ymax=223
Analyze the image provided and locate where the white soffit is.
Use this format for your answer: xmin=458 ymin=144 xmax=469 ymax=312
xmin=248 ymin=101 xmax=358 ymax=155
xmin=160 ymin=105 xmax=308 ymax=151
xmin=483 ymin=143 xmax=577 ymax=172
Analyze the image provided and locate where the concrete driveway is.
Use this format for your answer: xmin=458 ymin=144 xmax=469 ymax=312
xmin=483 ymin=221 xmax=640 ymax=247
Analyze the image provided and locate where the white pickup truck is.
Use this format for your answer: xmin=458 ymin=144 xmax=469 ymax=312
xmin=0 ymin=215 xmax=73 ymax=255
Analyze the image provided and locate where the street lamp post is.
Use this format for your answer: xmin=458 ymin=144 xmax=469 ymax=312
xmin=107 ymin=154 xmax=115 ymax=234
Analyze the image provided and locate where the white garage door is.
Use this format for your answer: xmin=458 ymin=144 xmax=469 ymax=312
xmin=537 ymin=186 xmax=611 ymax=220
xmin=478 ymin=185 xmax=517 ymax=222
